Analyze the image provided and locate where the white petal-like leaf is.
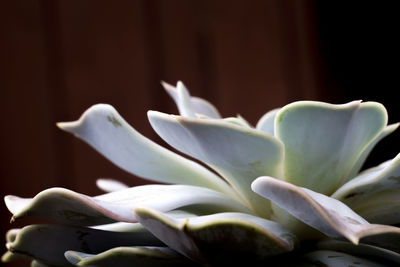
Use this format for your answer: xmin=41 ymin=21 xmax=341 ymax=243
xmin=333 ymin=153 xmax=400 ymax=224
xmin=96 ymin=178 xmax=129 ymax=193
xmin=347 ymin=123 xmax=399 ymax=179
xmin=317 ymin=239 xmax=400 ymax=265
xmin=6 ymin=228 xmax=21 ymax=243
xmin=304 ymin=250 xmax=385 ymax=267
xmin=252 ymin=176 xmax=400 ymax=244
xmin=4 ymin=185 xmax=249 ymax=226
xmin=57 ymin=104 xmax=233 ymax=196
xmin=360 ymin=229 xmax=400 ymax=254
xmin=90 ymin=210 xmax=196 ymax=232
xmin=275 ymin=101 xmax=388 ymax=194
xmin=256 ymin=108 xmax=280 ymax=136
xmin=134 ymin=207 xmax=297 ymax=264
xmin=65 ymin=246 xmax=193 ymax=267
xmin=162 ymin=81 xmax=221 ymax=119
xmin=148 ymin=111 xmax=284 ymax=217
xmin=223 ymin=115 xmax=252 ymax=128
xmin=1 ymin=251 xmax=29 ymax=263
xmin=7 ymin=224 xmax=163 ymax=266
xmin=148 ymin=111 xmax=283 ymax=218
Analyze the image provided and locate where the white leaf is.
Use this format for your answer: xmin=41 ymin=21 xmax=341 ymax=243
xmin=275 ymin=101 xmax=388 ymax=194
xmin=148 ymin=111 xmax=284 ymax=217
xmin=252 ymin=176 xmax=400 ymax=244
xmin=134 ymin=207 xmax=297 ymax=264
xmin=96 ymin=178 xmax=129 ymax=192
xmin=256 ymin=108 xmax=280 ymax=135
xmin=4 ymin=185 xmax=249 ymax=226
xmin=57 ymin=104 xmax=233 ymax=196
xmin=162 ymin=81 xmax=221 ymax=119
xmin=333 ymin=153 xmax=400 ymax=224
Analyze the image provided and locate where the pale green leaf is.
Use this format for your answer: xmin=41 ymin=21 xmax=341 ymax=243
xmin=252 ymin=176 xmax=400 ymax=244
xmin=162 ymin=81 xmax=221 ymax=119
xmin=134 ymin=207 xmax=297 ymax=264
xmin=56 ymin=104 xmax=232 ymax=196
xmin=148 ymin=111 xmax=284 ymax=217
xmin=275 ymin=101 xmax=388 ymax=194
xmin=333 ymin=153 xmax=400 ymax=224
xmin=7 ymin=224 xmax=162 ymax=266
xmin=5 ymin=185 xmax=249 ymax=226
xmin=2 ymin=251 xmax=29 ymax=263
xmin=96 ymin=178 xmax=129 ymax=193
xmin=347 ymin=123 xmax=399 ymax=179
xmin=256 ymin=108 xmax=280 ymax=135
xmin=65 ymin=246 xmax=194 ymax=267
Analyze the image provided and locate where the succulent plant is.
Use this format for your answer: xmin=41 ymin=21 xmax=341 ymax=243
xmin=3 ymin=81 xmax=400 ymax=266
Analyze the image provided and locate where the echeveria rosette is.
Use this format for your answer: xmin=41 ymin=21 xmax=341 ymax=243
xmin=3 ymin=81 xmax=400 ymax=266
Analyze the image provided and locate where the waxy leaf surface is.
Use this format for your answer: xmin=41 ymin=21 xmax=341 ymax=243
xmin=252 ymin=176 xmax=400 ymax=244
xmin=5 ymin=185 xmax=248 ymax=226
xmin=162 ymin=81 xmax=221 ymax=119
xmin=148 ymin=111 xmax=284 ymax=217
xmin=7 ymin=224 xmax=162 ymax=266
xmin=333 ymin=153 xmax=400 ymax=224
xmin=134 ymin=207 xmax=297 ymax=264
xmin=275 ymin=101 xmax=387 ymax=194
xmin=57 ymin=104 xmax=232 ymax=196
xmin=65 ymin=246 xmax=193 ymax=267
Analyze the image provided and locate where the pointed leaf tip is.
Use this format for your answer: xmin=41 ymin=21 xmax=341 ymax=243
xmin=55 ymin=104 xmax=231 ymax=194
xmin=251 ymin=176 xmax=385 ymax=244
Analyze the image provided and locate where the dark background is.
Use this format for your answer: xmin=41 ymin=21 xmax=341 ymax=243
xmin=1 ymin=1 xmax=398 ymax=266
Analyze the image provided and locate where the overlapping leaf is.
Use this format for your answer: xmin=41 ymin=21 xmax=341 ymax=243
xmin=317 ymin=239 xmax=400 ymax=265
xmin=275 ymin=101 xmax=388 ymax=194
xmin=57 ymin=104 xmax=233 ymax=197
xmin=96 ymin=178 xmax=129 ymax=193
xmin=252 ymin=176 xmax=400 ymax=245
xmin=65 ymin=246 xmax=194 ymax=267
xmin=256 ymin=108 xmax=280 ymax=136
xmin=333 ymin=153 xmax=400 ymax=224
xmin=5 ymin=185 xmax=249 ymax=226
xmin=162 ymin=81 xmax=221 ymax=119
xmin=134 ymin=207 xmax=297 ymax=264
xmin=148 ymin=111 xmax=284 ymax=217
xmin=5 ymin=224 xmax=162 ymax=266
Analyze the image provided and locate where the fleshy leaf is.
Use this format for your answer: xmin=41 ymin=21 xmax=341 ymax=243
xmin=6 ymin=224 xmax=163 ymax=266
xmin=252 ymin=176 xmax=400 ymax=244
xmin=96 ymin=178 xmax=129 ymax=192
xmin=5 ymin=185 xmax=249 ymax=226
xmin=360 ymin=229 xmax=400 ymax=254
xmin=275 ymin=101 xmax=388 ymax=194
xmin=134 ymin=207 xmax=297 ymax=264
xmin=162 ymin=81 xmax=221 ymax=119
xmin=90 ymin=210 xmax=196 ymax=232
xmin=148 ymin=111 xmax=284 ymax=217
xmin=56 ymin=104 xmax=233 ymax=196
xmin=304 ymin=250 xmax=385 ymax=267
xmin=65 ymin=246 xmax=193 ymax=267
xmin=223 ymin=115 xmax=252 ymax=128
xmin=2 ymin=251 xmax=29 ymax=263
xmin=347 ymin=123 xmax=399 ymax=179
xmin=333 ymin=153 xmax=400 ymax=224
xmin=317 ymin=239 xmax=400 ymax=265
xmin=31 ymin=260 xmax=52 ymax=267
xmin=6 ymin=228 xmax=21 ymax=243
xmin=256 ymin=108 xmax=280 ymax=136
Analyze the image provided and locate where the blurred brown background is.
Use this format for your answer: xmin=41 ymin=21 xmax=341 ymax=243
xmin=1 ymin=1 xmax=398 ymax=266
